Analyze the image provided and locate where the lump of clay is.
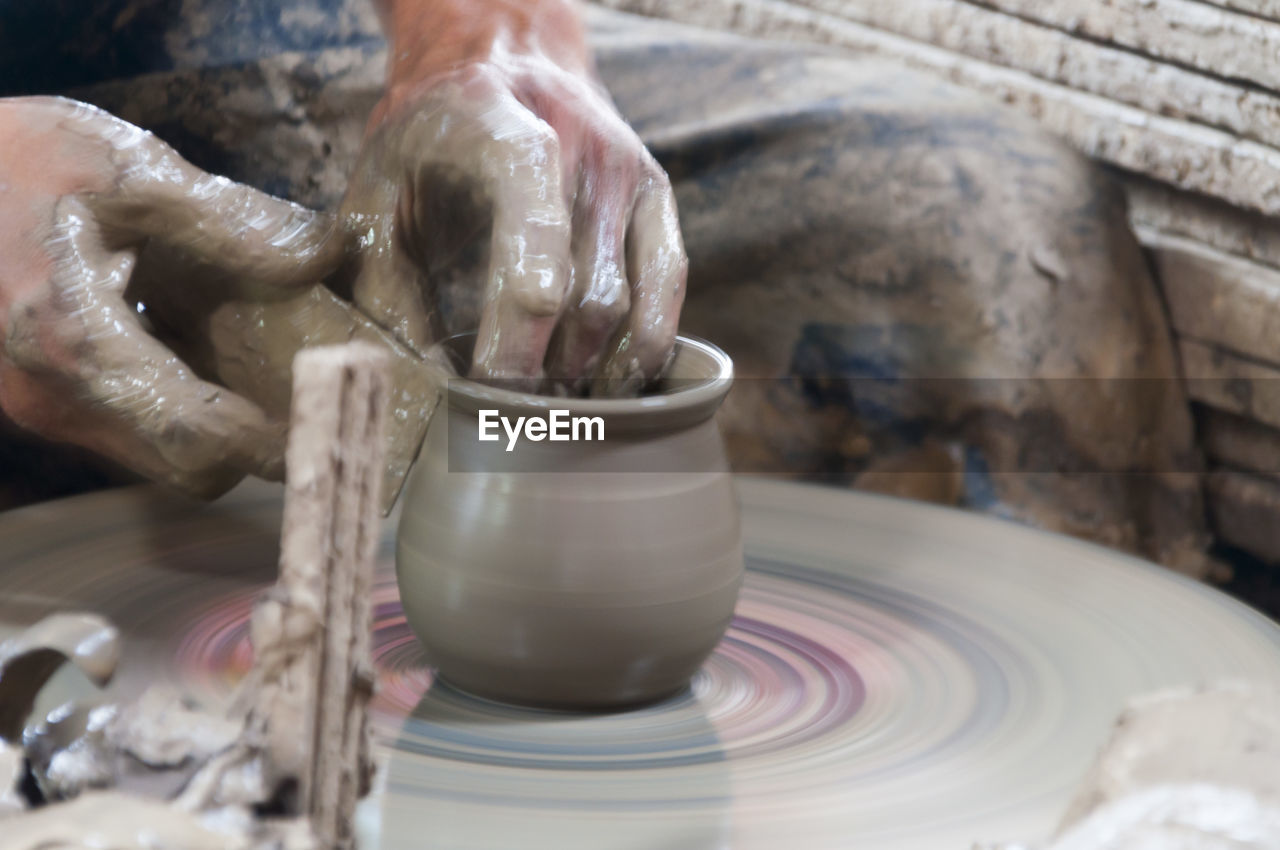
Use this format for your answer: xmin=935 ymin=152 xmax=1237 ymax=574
xmin=0 ymin=609 xmax=339 ymax=849
xmin=0 ymin=740 xmax=25 ymax=816
xmin=23 ymin=702 xmax=116 ymax=801
xmin=1048 ymin=784 xmax=1280 ymax=849
xmin=1049 ymin=681 xmax=1280 ymax=849
xmin=0 ymin=344 xmax=386 ymax=849
xmin=23 ymin=686 xmax=243 ymax=803
xmin=1057 ymin=681 xmax=1280 ymax=825
xmin=980 ymin=681 xmax=1280 ymax=850
xmin=0 ymin=790 xmax=314 ymax=850
xmin=0 ymin=613 xmax=119 ymax=742
xmin=0 ymin=614 xmax=124 ymax=807
xmin=113 ymin=685 xmax=242 ymax=773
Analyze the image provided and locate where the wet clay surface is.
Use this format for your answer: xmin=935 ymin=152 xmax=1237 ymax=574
xmin=0 ymin=613 xmax=118 ymax=742
xmin=127 ymin=245 xmax=436 ymax=511
xmin=0 ymin=97 xmax=339 ymax=500
xmin=1007 ymin=683 xmax=1280 ymax=850
xmin=0 ymin=614 xmax=274 ymax=848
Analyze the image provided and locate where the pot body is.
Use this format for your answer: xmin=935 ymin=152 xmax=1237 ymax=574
xmin=395 ymin=340 xmax=743 ymax=708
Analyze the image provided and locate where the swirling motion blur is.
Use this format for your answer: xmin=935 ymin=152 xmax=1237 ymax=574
xmin=172 ymin=558 xmax=1016 ymax=784
xmin=7 ymin=480 xmax=1280 ymax=848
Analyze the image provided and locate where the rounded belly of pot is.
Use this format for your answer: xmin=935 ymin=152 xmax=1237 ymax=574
xmin=395 ymin=468 xmax=744 ymax=708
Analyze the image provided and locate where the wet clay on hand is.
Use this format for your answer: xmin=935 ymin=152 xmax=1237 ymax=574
xmin=338 ymin=0 xmax=688 ymax=395
xmin=0 ymin=362 xmax=385 ymax=843
xmin=128 ymin=249 xmax=439 ymax=512
xmin=0 ymin=96 xmax=342 ymax=499
xmin=0 ymin=0 xmax=692 ymax=504
xmin=127 ymin=0 xmax=696 ymax=505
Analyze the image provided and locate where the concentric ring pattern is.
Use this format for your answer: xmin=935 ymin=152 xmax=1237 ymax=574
xmin=2 ymin=479 xmax=1280 ymax=850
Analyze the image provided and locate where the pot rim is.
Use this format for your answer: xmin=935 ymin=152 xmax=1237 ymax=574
xmin=429 ymin=333 xmax=734 ymax=423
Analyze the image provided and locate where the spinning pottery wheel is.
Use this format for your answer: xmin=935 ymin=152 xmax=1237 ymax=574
xmin=2 ymin=478 xmax=1280 ymax=849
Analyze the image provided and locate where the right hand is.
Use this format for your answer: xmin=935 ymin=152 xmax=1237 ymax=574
xmin=338 ymin=0 xmax=688 ymax=395
xmin=0 ymin=97 xmax=342 ymax=497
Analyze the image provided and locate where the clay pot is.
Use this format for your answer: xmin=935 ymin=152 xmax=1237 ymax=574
xmin=395 ymin=335 xmax=743 ymax=709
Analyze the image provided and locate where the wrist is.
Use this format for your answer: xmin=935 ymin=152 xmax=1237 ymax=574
xmin=381 ymin=0 xmax=590 ymax=91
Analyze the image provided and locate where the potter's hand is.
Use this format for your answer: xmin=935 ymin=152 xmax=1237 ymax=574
xmin=0 ymin=97 xmax=340 ymax=497
xmin=341 ymin=0 xmax=686 ymax=393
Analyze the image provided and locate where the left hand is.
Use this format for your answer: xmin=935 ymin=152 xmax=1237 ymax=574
xmin=337 ymin=0 xmax=687 ymax=394
xmin=0 ymin=97 xmax=341 ymax=498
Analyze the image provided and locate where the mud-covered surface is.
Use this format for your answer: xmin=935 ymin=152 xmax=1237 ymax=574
xmin=0 ymin=612 xmax=306 ymax=848
xmin=0 ymin=597 xmax=374 ymax=848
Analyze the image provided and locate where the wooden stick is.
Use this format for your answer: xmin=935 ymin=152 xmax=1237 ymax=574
xmin=252 ymin=342 xmax=389 ymax=849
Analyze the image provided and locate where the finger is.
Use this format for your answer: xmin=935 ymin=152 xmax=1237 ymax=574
xmin=10 ymin=203 xmax=286 ymax=497
xmin=71 ymin=107 xmax=340 ymax=288
xmin=596 ymin=164 xmax=686 ymax=396
xmin=77 ymin=304 xmax=286 ymax=496
xmin=544 ymin=144 xmax=638 ymax=390
xmin=341 ymin=153 xmax=437 ymax=355
xmin=469 ymin=115 xmax=573 ymax=385
xmin=10 ymin=316 xmax=286 ymax=498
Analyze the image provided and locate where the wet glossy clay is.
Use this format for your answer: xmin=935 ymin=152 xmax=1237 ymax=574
xmin=395 ymin=336 xmax=743 ymax=708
